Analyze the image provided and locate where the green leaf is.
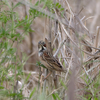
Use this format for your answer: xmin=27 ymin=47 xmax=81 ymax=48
xmin=0 ymin=86 xmax=4 ymax=89
xmin=52 ymin=94 xmax=56 ymax=100
xmin=13 ymin=2 xmax=21 ymax=9
xmin=41 ymin=64 xmax=47 ymax=68
xmin=25 ymin=73 xmax=31 ymax=83
xmin=60 ymin=80 xmax=67 ymax=89
xmin=29 ymin=87 xmax=36 ymax=98
xmin=35 ymin=1 xmax=39 ymax=6
xmin=58 ymin=4 xmax=61 ymax=9
xmin=15 ymin=19 xmax=27 ymax=28
xmin=0 ymin=89 xmax=9 ymax=96
xmin=36 ymin=61 xmax=47 ymax=68
xmin=94 ymin=98 xmax=98 ymax=100
xmin=55 ymin=3 xmax=59 ymax=7
xmin=36 ymin=61 xmax=41 ymax=66
xmin=55 ymin=93 xmax=61 ymax=100
xmin=60 ymin=8 xmax=64 ymax=11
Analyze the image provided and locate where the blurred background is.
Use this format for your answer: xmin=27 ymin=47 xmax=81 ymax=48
xmin=0 ymin=0 xmax=100 ymax=100
xmin=8 ymin=0 xmax=100 ymax=70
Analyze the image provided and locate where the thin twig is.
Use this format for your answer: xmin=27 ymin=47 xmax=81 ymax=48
xmin=65 ymin=54 xmax=73 ymax=80
xmin=79 ymin=63 xmax=100 ymax=79
xmin=94 ymin=26 xmax=100 ymax=51
xmin=53 ymin=39 xmax=66 ymax=57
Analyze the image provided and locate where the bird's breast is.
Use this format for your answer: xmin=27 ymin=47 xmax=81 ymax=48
xmin=38 ymin=51 xmax=43 ymax=57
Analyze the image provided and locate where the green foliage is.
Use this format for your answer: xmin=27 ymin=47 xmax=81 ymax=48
xmin=55 ymin=2 xmax=64 ymax=11
xmin=29 ymin=0 xmax=64 ymax=18
xmin=36 ymin=61 xmax=47 ymax=69
xmin=25 ymin=73 xmax=31 ymax=84
xmin=52 ymin=93 xmax=61 ymax=100
xmin=29 ymin=8 xmax=46 ymax=18
xmin=29 ymin=87 xmax=36 ymax=99
xmin=0 ymin=0 xmax=33 ymax=99
xmin=60 ymin=80 xmax=67 ymax=89
xmin=35 ymin=0 xmax=53 ymax=10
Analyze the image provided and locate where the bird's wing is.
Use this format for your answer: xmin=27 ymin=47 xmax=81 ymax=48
xmin=42 ymin=50 xmax=63 ymax=71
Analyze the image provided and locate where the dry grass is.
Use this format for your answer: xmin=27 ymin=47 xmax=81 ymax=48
xmin=0 ymin=0 xmax=100 ymax=100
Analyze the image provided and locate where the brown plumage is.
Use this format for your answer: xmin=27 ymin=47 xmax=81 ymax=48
xmin=38 ymin=41 xmax=66 ymax=73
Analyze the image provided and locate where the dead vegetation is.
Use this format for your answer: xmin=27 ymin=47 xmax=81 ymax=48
xmin=0 ymin=0 xmax=100 ymax=100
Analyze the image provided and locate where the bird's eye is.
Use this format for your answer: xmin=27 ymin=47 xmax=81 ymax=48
xmin=43 ymin=44 xmax=46 ymax=47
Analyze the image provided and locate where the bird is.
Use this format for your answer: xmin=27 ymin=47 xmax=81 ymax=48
xmin=38 ymin=40 xmax=66 ymax=80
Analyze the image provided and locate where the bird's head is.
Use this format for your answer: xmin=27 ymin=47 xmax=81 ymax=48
xmin=38 ymin=41 xmax=47 ymax=52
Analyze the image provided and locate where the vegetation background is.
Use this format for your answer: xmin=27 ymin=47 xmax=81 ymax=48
xmin=0 ymin=0 xmax=100 ymax=100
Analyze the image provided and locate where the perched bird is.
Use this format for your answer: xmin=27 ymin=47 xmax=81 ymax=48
xmin=38 ymin=40 xmax=66 ymax=80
